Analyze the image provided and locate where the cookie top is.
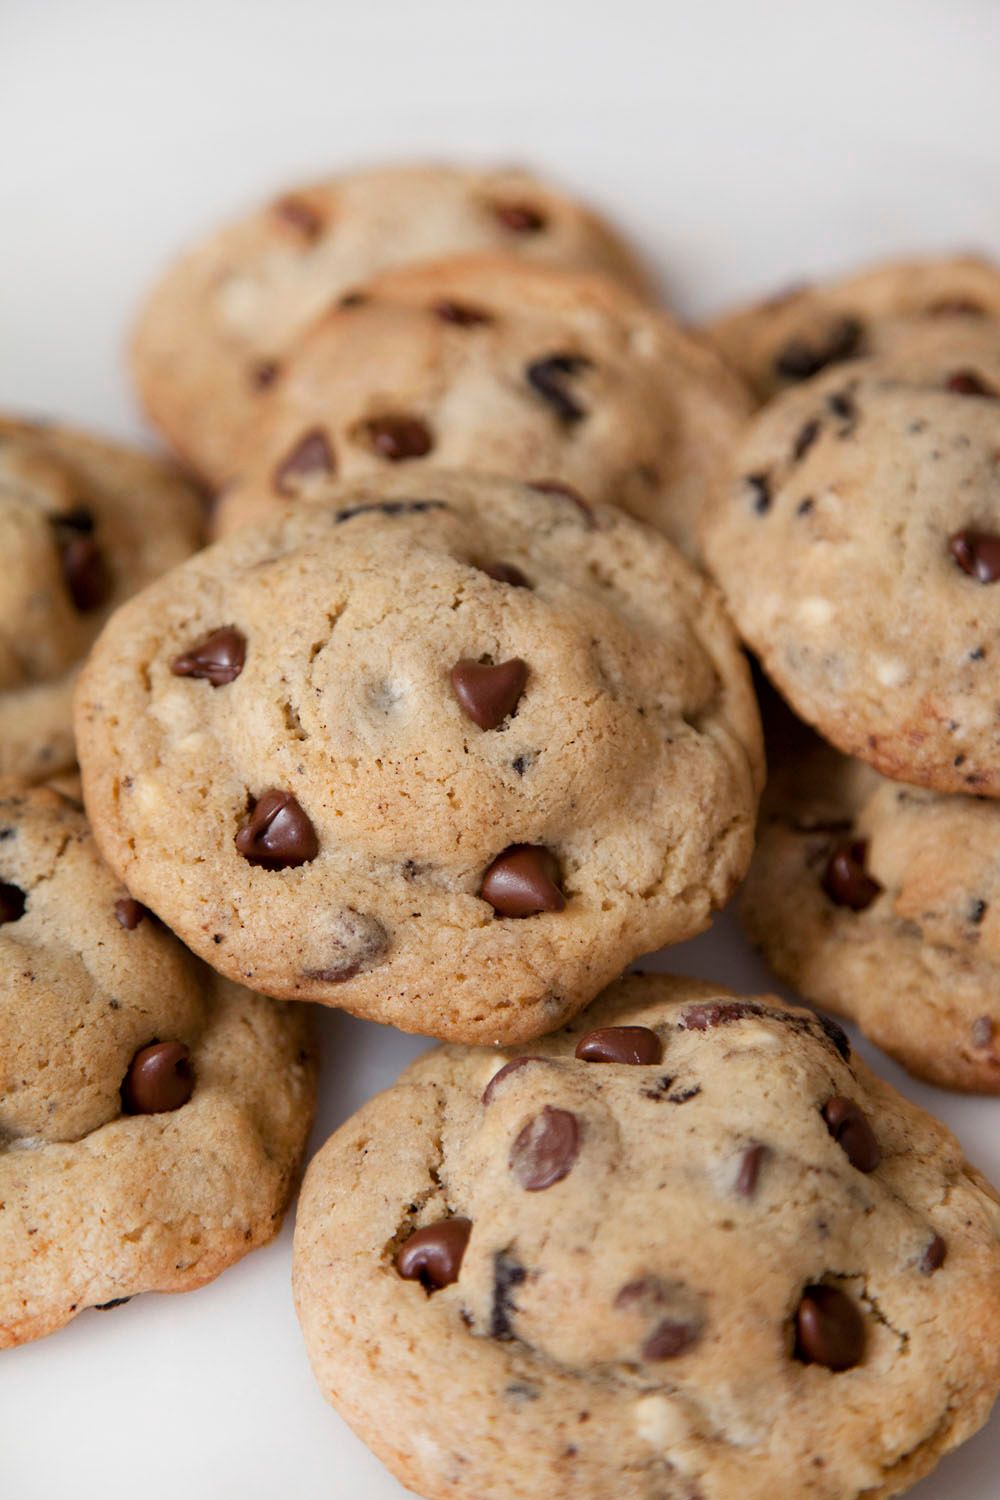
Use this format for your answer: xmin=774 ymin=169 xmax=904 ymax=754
xmin=293 ymin=972 xmax=1000 ymax=1500
xmin=132 ymin=162 xmax=654 ymax=485
xmin=0 ymin=784 xmax=316 ymax=1347
xmin=212 ymin=255 xmax=748 ymax=555
xmin=701 ymin=323 xmax=1000 ymax=793
xmin=742 ymin=734 xmax=1000 ymax=1093
xmin=0 ymin=417 xmax=203 ymax=784
xmin=707 ymin=253 xmax=1000 ymax=404
xmin=76 ymin=471 xmax=763 ymax=1044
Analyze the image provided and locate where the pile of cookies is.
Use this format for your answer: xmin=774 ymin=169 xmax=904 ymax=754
xmin=2 ymin=161 xmax=999 ymax=1500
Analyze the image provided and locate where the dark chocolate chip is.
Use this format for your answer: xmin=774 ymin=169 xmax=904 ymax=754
xmin=121 ymin=1041 xmax=194 ymax=1115
xmin=300 ymin=908 xmax=388 ymax=982
xmin=478 ymin=560 xmax=530 ymax=587
xmin=450 ymin=657 xmax=527 ymax=730
xmin=235 ymin=789 xmax=319 ymax=869
xmin=794 ymin=1285 xmax=865 ymax=1370
xmin=920 ymin=1234 xmax=948 ymax=1275
xmin=971 ymin=1015 xmax=995 ymax=1049
xmin=969 ymin=898 xmax=988 ymax=925
xmin=58 ymin=533 xmax=111 ymax=612
xmin=575 ymin=1026 xmax=662 ymax=1065
xmin=945 ymin=370 xmax=997 ymax=398
xmin=251 ymin=359 xmax=281 ymax=390
xmin=679 ymin=1000 xmax=758 ymax=1031
xmin=334 ymin=499 xmax=447 ymax=525
xmin=273 ymin=429 xmax=336 ymax=495
xmin=735 ymin=1143 xmax=769 ymax=1197
xmin=0 ymin=882 xmax=26 ymax=924
xmin=950 ymin=529 xmax=1000 ymax=584
xmin=827 ymin=390 xmax=858 ymax=424
xmin=641 ymin=1319 xmax=699 ymax=1361
xmin=797 ymin=496 xmax=815 ymax=516
xmin=525 ymin=354 xmax=592 ymax=424
xmin=170 ymin=626 xmax=247 ymax=686
xmin=822 ymin=1096 xmax=881 ymax=1173
xmin=746 ymin=473 xmax=771 ymax=514
xmin=480 ymin=845 xmax=565 ymax=917
xmin=359 ymin=414 xmax=433 ymax=461
xmin=482 ymin=1056 xmax=547 ymax=1106
xmin=821 ymin=840 xmax=882 ymax=910
xmin=490 ymin=1251 xmax=526 ymax=1339
xmin=273 ymin=195 xmax=324 ymax=240
xmin=818 ymin=1014 xmax=852 ymax=1061
xmin=493 ymin=202 xmax=547 ymax=233
xmin=94 ymin=1297 xmax=133 ymax=1310
xmin=793 ymin=418 xmax=821 ymax=461
xmin=432 ymin=299 xmax=493 ymax=326
xmin=774 ymin=317 xmax=863 ymax=381
xmin=114 ymin=897 xmax=147 ymax=930
xmin=396 ymin=1218 xmax=472 ymax=1291
xmin=509 ymin=1106 xmax=580 ymax=1190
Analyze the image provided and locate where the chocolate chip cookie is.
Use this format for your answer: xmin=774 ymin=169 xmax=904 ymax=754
xmin=708 ymin=253 xmax=1000 ymax=405
xmin=701 ymin=322 xmax=1000 ymax=793
xmin=76 ymin=471 xmax=763 ymax=1044
xmin=293 ymin=971 xmax=1000 ymax=1500
xmin=743 ymin=733 xmax=1000 ymax=1092
xmin=0 ymin=784 xmax=316 ymax=1347
xmin=132 ymin=163 xmax=654 ymax=486
xmin=0 ymin=416 xmax=203 ymax=784
xmin=212 ymin=254 xmax=748 ymax=556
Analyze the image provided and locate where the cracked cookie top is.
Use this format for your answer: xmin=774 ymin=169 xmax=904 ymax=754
xmin=76 ymin=470 xmax=762 ymax=1044
xmin=0 ymin=784 xmax=316 ymax=1347
xmin=212 ymin=254 xmax=748 ymax=557
xmin=131 ymin=162 xmax=654 ymax=486
xmin=742 ymin=734 xmax=1000 ymax=1093
xmin=707 ymin=253 xmax=1000 ymax=405
xmin=0 ymin=416 xmax=203 ymax=784
xmin=293 ymin=972 xmax=1000 ymax=1500
xmin=702 ymin=322 xmax=1000 ymax=794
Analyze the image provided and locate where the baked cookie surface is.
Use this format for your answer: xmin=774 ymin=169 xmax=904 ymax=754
xmin=707 ymin=254 xmax=1000 ymax=404
xmin=293 ymin=972 xmax=1000 ymax=1500
xmin=212 ymin=255 xmax=748 ymax=554
xmin=132 ymin=163 xmax=654 ymax=485
xmin=0 ymin=784 xmax=316 ymax=1347
xmin=0 ymin=416 xmax=203 ymax=784
xmin=702 ymin=323 xmax=1000 ymax=793
xmin=76 ymin=471 xmax=762 ymax=1044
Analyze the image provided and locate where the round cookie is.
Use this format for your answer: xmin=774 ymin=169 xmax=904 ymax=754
xmin=293 ymin=971 xmax=1000 ymax=1500
xmin=707 ymin=253 xmax=1000 ymax=405
xmin=0 ymin=783 xmax=316 ymax=1347
xmin=212 ymin=255 xmax=748 ymax=556
xmin=742 ymin=735 xmax=1000 ymax=1093
xmin=132 ymin=163 xmax=655 ymax=486
xmin=0 ymin=416 xmax=203 ymax=784
xmin=75 ymin=471 xmax=763 ymax=1044
xmin=701 ymin=322 xmax=1000 ymax=794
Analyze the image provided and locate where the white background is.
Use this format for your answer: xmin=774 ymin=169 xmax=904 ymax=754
xmin=2 ymin=1 xmax=999 ymax=1495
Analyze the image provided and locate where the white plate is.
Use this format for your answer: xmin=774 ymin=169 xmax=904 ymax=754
xmin=2 ymin=2 xmax=999 ymax=1495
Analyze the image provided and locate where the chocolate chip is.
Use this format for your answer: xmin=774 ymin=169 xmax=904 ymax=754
xmin=490 ymin=1251 xmax=526 ymax=1339
xmin=821 ymin=840 xmax=882 ymax=911
xmin=301 ymin=908 xmax=388 ymax=982
xmin=735 ymin=1143 xmax=769 ymax=1197
xmin=396 ymin=1218 xmax=471 ymax=1291
xmin=920 ymin=1235 xmax=948 ymax=1275
xmin=641 ymin=1319 xmax=699 ymax=1361
xmin=338 ymin=290 xmax=367 ymax=309
xmin=971 ymin=1015 xmax=995 ymax=1049
xmin=334 ymin=499 xmax=447 ymax=524
xmin=358 ymin=415 xmax=433 ymax=461
xmin=797 ymin=497 xmax=815 ymax=516
xmin=511 ymin=755 xmax=529 ymax=776
xmin=969 ymin=898 xmax=988 ymax=925
xmin=450 ymin=657 xmax=527 ymax=730
xmin=432 ymin=299 xmax=493 ymax=326
xmin=478 ymin=560 xmax=530 ymax=587
xmin=251 ymin=359 xmax=280 ymax=390
xmin=822 ymin=1096 xmax=881 ymax=1173
xmin=818 ymin=1014 xmax=852 ymax=1061
xmin=949 ymin=529 xmax=1000 ymax=583
xmin=794 ymin=1285 xmax=865 ymax=1370
xmin=480 ymin=845 xmax=565 ymax=917
xmin=746 ymin=473 xmax=772 ymax=514
xmin=529 ymin=479 xmax=595 ymax=527
xmin=525 ymin=354 xmax=592 ymax=424
xmin=679 ymin=1000 xmax=758 ymax=1031
xmin=945 ymin=370 xmax=997 ymax=398
xmin=493 ymin=202 xmax=547 ymax=233
xmin=827 ymin=390 xmax=858 ymax=425
xmin=273 ymin=194 xmax=324 ymax=240
xmin=235 ymin=789 xmax=318 ymax=869
xmin=0 ymin=882 xmax=26 ymax=924
xmin=170 ymin=626 xmax=247 ymax=686
xmin=94 ymin=1297 xmax=133 ymax=1310
xmin=792 ymin=418 xmax=821 ymax=461
xmin=58 ymin=533 xmax=111 ymax=612
xmin=482 ymin=1056 xmax=547 ymax=1106
xmin=509 ymin=1106 xmax=580 ymax=1191
xmin=121 ymin=1041 xmax=194 ymax=1115
xmin=575 ymin=1026 xmax=662 ymax=1065
xmin=928 ymin=298 xmax=985 ymax=317
xmin=114 ymin=897 xmax=148 ymax=930
xmin=774 ymin=317 xmax=863 ymax=381
xmin=273 ymin=429 xmax=336 ymax=496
